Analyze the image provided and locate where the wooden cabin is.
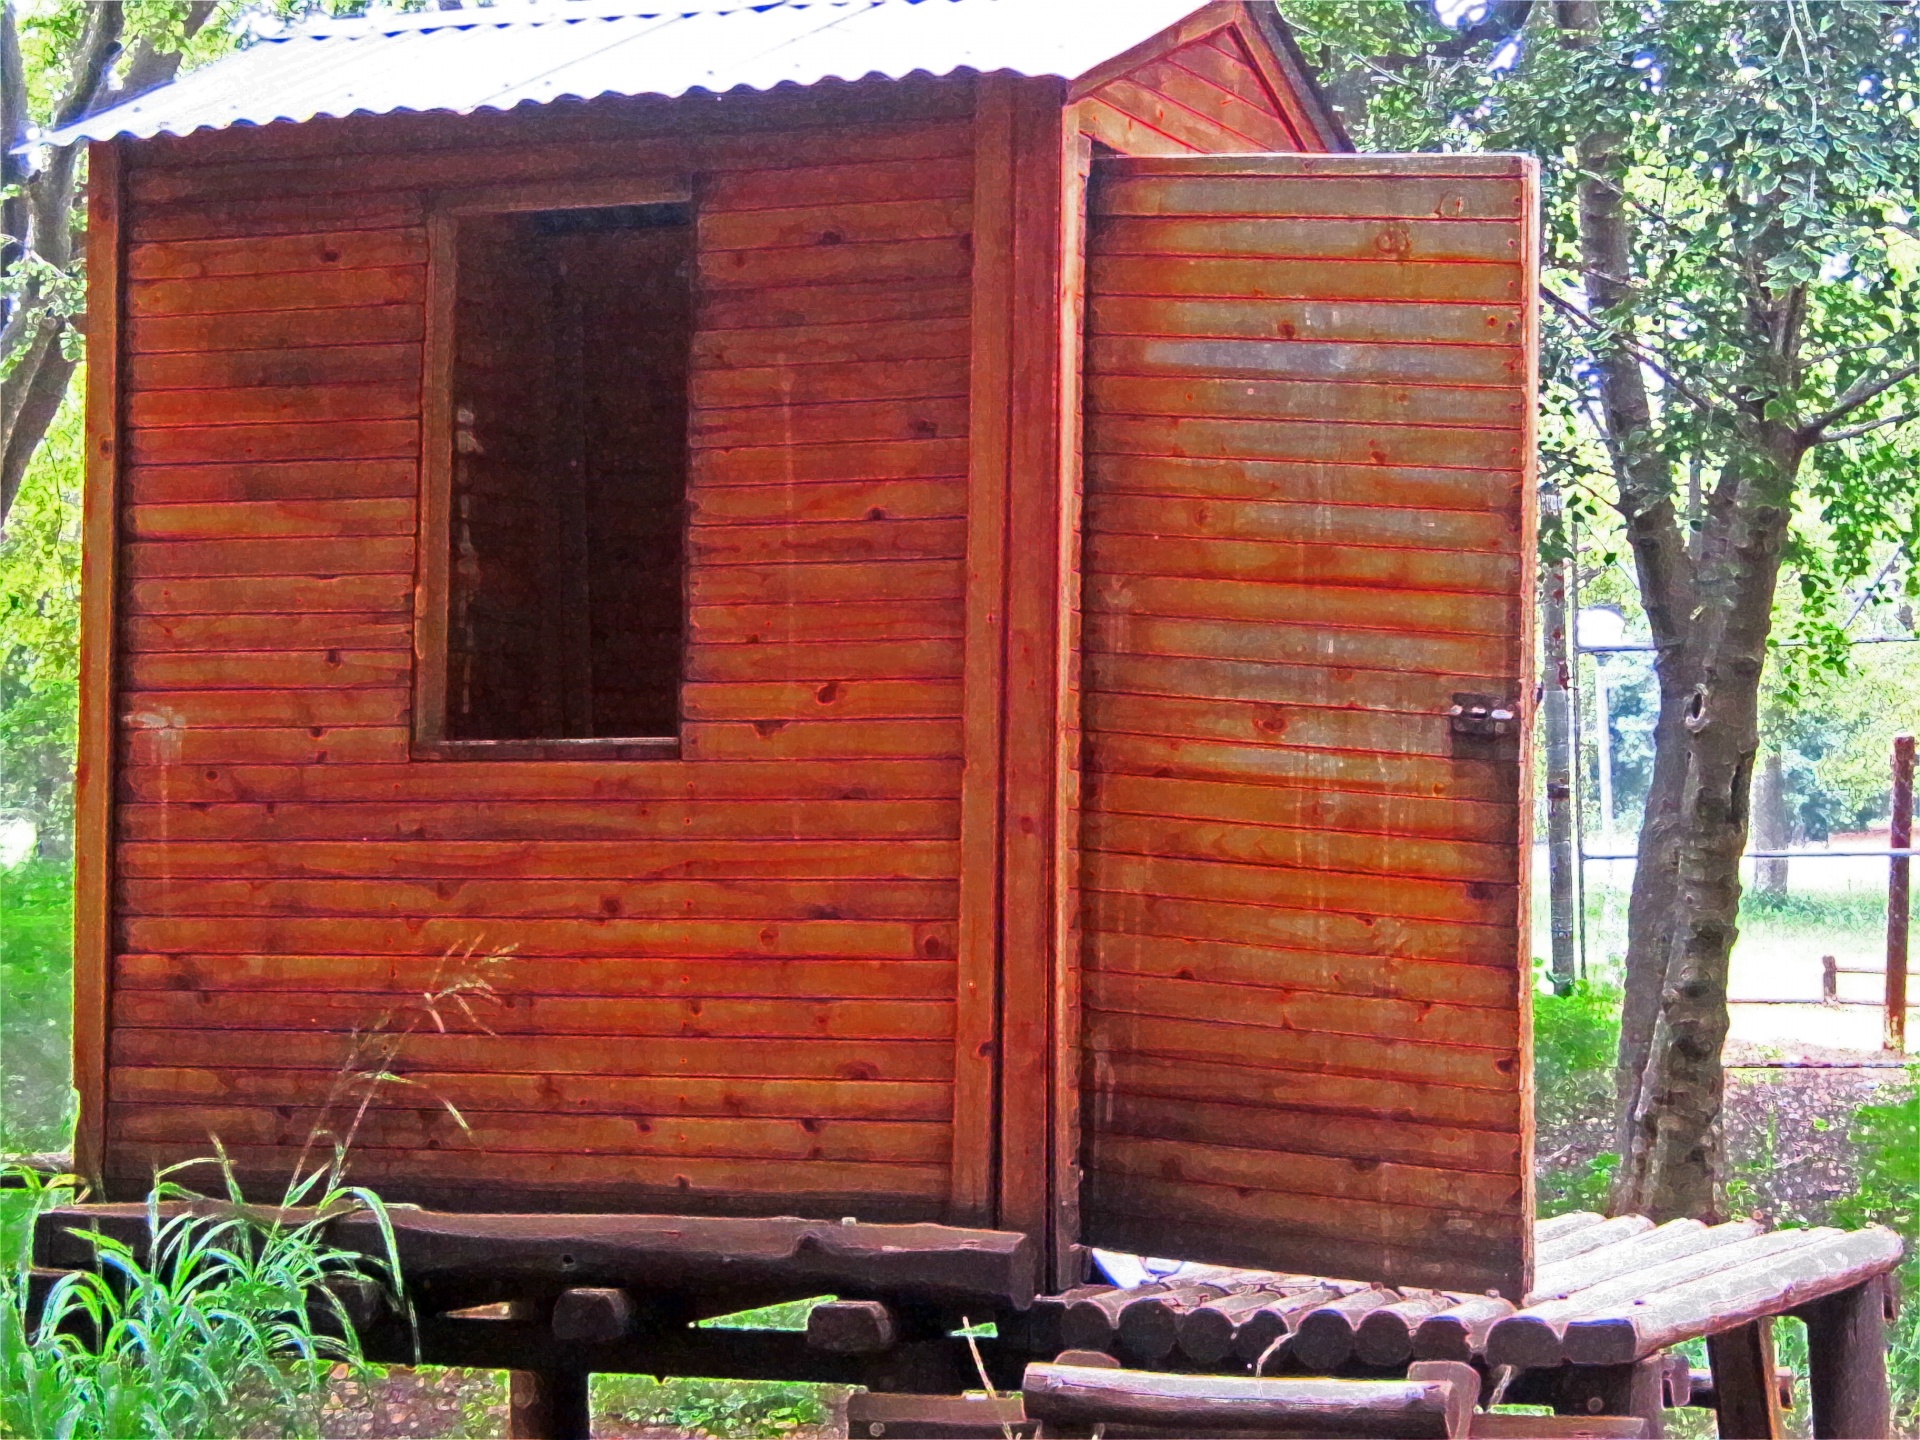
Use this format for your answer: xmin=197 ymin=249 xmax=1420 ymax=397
xmin=57 ymin=0 xmax=1540 ymax=1298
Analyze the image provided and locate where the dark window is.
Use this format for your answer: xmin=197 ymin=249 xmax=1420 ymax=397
xmin=443 ymin=201 xmax=693 ymax=743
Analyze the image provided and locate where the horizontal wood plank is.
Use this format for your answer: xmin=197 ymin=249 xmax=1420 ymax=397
xmin=112 ymin=1065 xmax=951 ymax=1121
xmin=114 ymin=839 xmax=958 ymax=882
xmin=118 ymin=799 xmax=961 ymax=844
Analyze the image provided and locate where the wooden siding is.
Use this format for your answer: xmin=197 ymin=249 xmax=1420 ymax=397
xmin=104 ymin=82 xmax=977 ymax=1218
xmin=1075 ymin=154 xmax=1537 ymax=1295
xmin=1075 ymin=21 xmax=1313 ymax=158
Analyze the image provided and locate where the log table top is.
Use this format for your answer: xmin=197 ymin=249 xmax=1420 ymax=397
xmin=1046 ymin=1213 xmax=1903 ymax=1376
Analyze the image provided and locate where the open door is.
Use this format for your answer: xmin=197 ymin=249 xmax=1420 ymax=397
xmin=1076 ymin=153 xmax=1538 ymax=1297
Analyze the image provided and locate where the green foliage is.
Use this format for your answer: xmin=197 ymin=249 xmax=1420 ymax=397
xmin=0 ymin=385 xmax=82 ymax=854
xmin=1537 ymin=1152 xmax=1620 ymax=1219
xmin=0 ymin=1152 xmax=406 ymax=1440
xmin=1283 ymin=0 xmax=1920 ymax=675
xmin=1826 ymin=1070 xmax=1920 ymax=1432
xmin=593 ymin=1375 xmax=836 ymax=1439
xmin=1831 ymin=1066 xmax=1920 ymax=1239
xmin=1533 ymin=975 xmax=1621 ymax=1129
xmin=0 ymin=856 xmax=74 ymax=1154
xmin=1531 ymin=977 xmax=1625 ymax=1216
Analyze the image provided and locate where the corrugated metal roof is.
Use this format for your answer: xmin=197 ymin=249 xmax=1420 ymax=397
xmin=40 ymin=0 xmax=1215 ymax=147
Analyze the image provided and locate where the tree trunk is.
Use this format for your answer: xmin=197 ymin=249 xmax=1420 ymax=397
xmin=1613 ymin=440 xmax=1798 ymax=1219
xmin=1553 ymin=47 xmax=1703 ymax=1173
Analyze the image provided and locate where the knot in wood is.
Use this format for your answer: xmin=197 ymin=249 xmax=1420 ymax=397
xmin=1684 ymin=685 xmax=1712 ymax=733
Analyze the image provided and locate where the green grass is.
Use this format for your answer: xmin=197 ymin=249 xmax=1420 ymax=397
xmin=591 ymin=1375 xmax=840 ymax=1438
xmin=0 ymin=857 xmax=75 ymax=1154
xmin=1 ymin=1155 xmax=404 ymax=1440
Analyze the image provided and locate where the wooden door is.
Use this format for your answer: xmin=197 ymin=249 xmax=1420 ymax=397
xmin=1076 ymin=153 xmax=1539 ymax=1297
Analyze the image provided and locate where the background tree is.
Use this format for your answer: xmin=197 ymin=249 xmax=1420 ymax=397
xmin=3 ymin=0 xmax=225 ymax=525
xmin=1285 ymin=0 xmax=1920 ymax=1219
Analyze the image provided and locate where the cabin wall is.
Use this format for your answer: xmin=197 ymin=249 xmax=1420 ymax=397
xmin=100 ymin=81 xmax=980 ymax=1217
xmin=980 ymin=15 xmax=1338 ymax=1276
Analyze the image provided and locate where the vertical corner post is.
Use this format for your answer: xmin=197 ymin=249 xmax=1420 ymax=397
xmin=955 ymin=72 xmax=1018 ymax=1226
xmin=72 ymin=138 xmax=127 ymax=1191
xmin=994 ymin=75 xmax=1078 ymax=1273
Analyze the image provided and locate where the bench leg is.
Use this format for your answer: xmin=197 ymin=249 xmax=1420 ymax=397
xmin=1799 ymin=1277 xmax=1891 ymax=1440
xmin=1553 ymin=1356 xmax=1668 ymax=1438
xmin=1706 ymin=1319 xmax=1784 ymax=1439
xmin=509 ymin=1368 xmax=592 ymax=1440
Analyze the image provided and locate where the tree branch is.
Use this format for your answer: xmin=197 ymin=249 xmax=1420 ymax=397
xmin=104 ymin=1 xmax=218 ymax=108
xmin=1542 ymin=283 xmax=1725 ymax=416
xmin=0 ymin=320 xmax=72 ymax=521
xmin=1798 ymin=362 xmax=1920 ymax=440
xmin=1814 ymin=409 xmax=1920 ymax=446
xmin=49 ymin=2 xmax=125 ymax=130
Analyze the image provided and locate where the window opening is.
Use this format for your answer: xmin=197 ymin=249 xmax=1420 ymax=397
xmin=442 ymin=201 xmax=693 ymax=744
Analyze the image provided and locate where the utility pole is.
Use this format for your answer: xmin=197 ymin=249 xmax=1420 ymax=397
xmin=1540 ymin=483 xmax=1578 ymax=993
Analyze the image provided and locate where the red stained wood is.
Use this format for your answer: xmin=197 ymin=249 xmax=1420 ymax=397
xmin=683 ymin=719 xmax=963 ymax=761
xmin=1076 ymin=154 xmax=1536 ymax=1297
xmin=690 ymin=602 xmax=963 ymax=644
xmin=124 ymin=535 xmax=415 ymax=579
xmin=118 ymin=798 xmax=961 ymax=845
xmin=117 ymin=757 xmax=961 ymax=804
xmin=125 ymin=459 xmax=417 ymax=505
xmin=692 ymin=316 xmax=969 ymax=369
xmin=101 ymin=1143 xmax=952 ymax=1211
xmin=121 ymin=726 xmax=407 ymax=767
xmin=112 ymin=1065 xmax=952 ymax=1122
xmin=700 ymin=196 xmax=971 ymax=252
xmin=92 ymin=68 xmax=1537 ymax=1257
xmin=127 ymin=227 xmax=428 ymax=281
xmin=690 ymin=559 xmax=965 ymax=608
xmin=113 ymin=951 xmax=954 ymax=997
xmin=130 ymin=303 xmax=424 ymax=355
xmin=109 ymin=1028 xmax=957 ymax=1082
xmin=128 ymin=266 xmax=425 ymax=318
xmin=130 ymin=342 xmax=423 ymax=393
xmin=126 ymin=574 xmax=412 ymax=615
xmin=682 ymin=680 xmax=964 ymax=722
xmin=126 ymin=498 xmax=414 ymax=543
xmin=117 ymin=874 xmax=958 ymax=922
xmin=692 ymin=356 xmax=970 ymax=410
xmin=123 ymin=649 xmax=411 ymax=691
xmin=110 ymin=1102 xmax=952 ymax=1165
xmin=114 ymin=839 xmax=958 ymax=881
xmin=127 ymin=419 xmax=421 ymax=468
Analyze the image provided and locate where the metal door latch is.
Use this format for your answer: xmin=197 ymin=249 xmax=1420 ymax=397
xmin=1449 ymin=695 xmax=1515 ymax=738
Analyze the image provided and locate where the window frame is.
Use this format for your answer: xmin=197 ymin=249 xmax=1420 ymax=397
xmin=413 ymin=175 xmax=696 ymax=762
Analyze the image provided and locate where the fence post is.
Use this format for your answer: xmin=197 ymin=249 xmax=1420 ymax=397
xmin=1822 ymin=954 xmax=1838 ymax=1007
xmin=1541 ymin=484 xmax=1579 ymax=992
xmin=1887 ymin=733 xmax=1914 ymax=1054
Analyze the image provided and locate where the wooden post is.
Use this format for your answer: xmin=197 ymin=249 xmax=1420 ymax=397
xmin=1887 ymin=733 xmax=1913 ymax=1052
xmin=1541 ymin=479 xmax=1580 ymax=991
xmin=507 ymin=1299 xmax=591 ymax=1440
xmin=1705 ymin=1318 xmax=1785 ymax=1438
xmin=1798 ymin=1277 xmax=1892 ymax=1440
xmin=508 ymin=1369 xmax=592 ymax=1440
xmin=1549 ymin=1358 xmax=1667 ymax=1440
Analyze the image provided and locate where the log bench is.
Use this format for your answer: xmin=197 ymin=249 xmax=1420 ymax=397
xmin=25 ymin=1204 xmax=1901 ymax=1438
